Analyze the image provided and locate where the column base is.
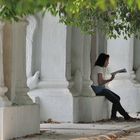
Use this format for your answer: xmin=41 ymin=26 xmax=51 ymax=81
xmin=0 ymin=104 xmax=40 ymax=140
xmin=28 ymin=88 xmax=73 ymax=122
xmin=73 ymin=96 xmax=110 ymax=122
xmin=28 ymin=88 xmax=110 ymax=123
xmin=13 ymin=94 xmax=33 ymax=105
xmin=0 ymin=96 xmax=12 ymax=107
xmin=13 ymin=87 xmax=33 ymax=105
xmin=71 ymin=79 xmax=95 ymax=97
xmin=80 ymin=83 xmax=95 ymax=97
xmin=0 ymin=86 xmax=12 ymax=107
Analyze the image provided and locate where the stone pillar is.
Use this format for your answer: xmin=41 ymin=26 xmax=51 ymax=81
xmin=107 ymin=37 xmax=140 ymax=113
xmin=66 ymin=26 xmax=72 ymax=81
xmin=71 ymin=27 xmax=94 ymax=96
xmin=133 ymin=39 xmax=140 ymax=82
xmin=26 ymin=16 xmax=37 ymax=78
xmin=82 ymin=34 xmax=95 ymax=96
xmin=90 ymin=31 xmax=107 ymax=84
xmin=0 ymin=22 xmax=11 ymax=106
xmin=12 ymin=21 xmax=33 ymax=105
xmin=26 ymin=16 xmax=40 ymax=90
xmin=0 ymin=21 xmax=39 ymax=140
xmin=71 ymin=29 xmax=110 ymax=122
xmin=40 ymin=13 xmax=69 ymax=88
xmin=28 ymin=13 xmax=73 ymax=122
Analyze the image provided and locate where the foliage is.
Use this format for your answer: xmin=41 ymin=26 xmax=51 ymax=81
xmin=0 ymin=0 xmax=140 ymax=38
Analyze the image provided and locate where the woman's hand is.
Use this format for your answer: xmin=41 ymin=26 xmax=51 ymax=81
xmin=110 ymin=74 xmax=115 ymax=81
xmin=98 ymin=73 xmax=115 ymax=85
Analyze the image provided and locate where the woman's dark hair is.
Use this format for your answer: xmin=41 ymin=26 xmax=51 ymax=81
xmin=95 ymin=53 xmax=109 ymax=67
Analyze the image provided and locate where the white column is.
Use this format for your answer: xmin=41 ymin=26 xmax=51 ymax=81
xmin=71 ymin=27 xmax=94 ymax=96
xmin=0 ymin=22 xmax=11 ymax=106
xmin=12 ymin=21 xmax=33 ymax=105
xmin=40 ymin=13 xmax=68 ymax=88
xmin=82 ymin=34 xmax=95 ymax=96
xmin=107 ymin=37 xmax=140 ymax=113
xmin=134 ymin=39 xmax=140 ymax=82
xmin=26 ymin=16 xmax=40 ymax=90
xmin=0 ymin=22 xmax=39 ymax=140
xmin=66 ymin=26 xmax=72 ymax=81
xmin=28 ymin=13 xmax=73 ymax=122
xmin=26 ymin=16 xmax=37 ymax=78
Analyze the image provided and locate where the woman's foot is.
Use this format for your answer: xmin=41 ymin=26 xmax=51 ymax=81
xmin=111 ymin=116 xmax=124 ymax=121
xmin=111 ymin=116 xmax=119 ymax=120
xmin=124 ymin=116 xmax=136 ymax=121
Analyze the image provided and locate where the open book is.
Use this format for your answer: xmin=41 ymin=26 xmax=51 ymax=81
xmin=111 ymin=68 xmax=127 ymax=75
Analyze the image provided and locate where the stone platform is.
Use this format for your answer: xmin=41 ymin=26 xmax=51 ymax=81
xmin=0 ymin=104 xmax=39 ymax=140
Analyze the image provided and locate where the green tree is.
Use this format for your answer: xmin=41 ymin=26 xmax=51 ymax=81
xmin=0 ymin=0 xmax=140 ymax=38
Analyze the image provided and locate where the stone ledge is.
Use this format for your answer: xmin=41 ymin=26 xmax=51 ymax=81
xmin=28 ymin=89 xmax=73 ymax=123
xmin=0 ymin=104 xmax=40 ymax=140
xmin=73 ymin=96 xmax=110 ymax=122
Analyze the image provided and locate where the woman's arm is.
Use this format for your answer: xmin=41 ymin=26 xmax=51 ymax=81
xmin=98 ymin=73 xmax=115 ymax=85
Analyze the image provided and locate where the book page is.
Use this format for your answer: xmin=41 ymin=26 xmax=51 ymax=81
xmin=111 ymin=68 xmax=127 ymax=75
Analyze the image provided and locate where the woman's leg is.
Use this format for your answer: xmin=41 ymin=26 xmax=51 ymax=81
xmin=111 ymin=104 xmax=117 ymax=119
xmin=95 ymin=88 xmax=118 ymax=118
xmin=111 ymin=94 xmax=120 ymax=119
xmin=97 ymin=88 xmax=130 ymax=120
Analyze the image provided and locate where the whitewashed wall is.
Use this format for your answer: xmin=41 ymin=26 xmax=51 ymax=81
xmin=107 ymin=37 xmax=140 ymax=113
xmin=134 ymin=39 xmax=140 ymax=82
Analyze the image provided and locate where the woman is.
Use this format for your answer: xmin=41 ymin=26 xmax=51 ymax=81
xmin=91 ymin=53 xmax=132 ymax=120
